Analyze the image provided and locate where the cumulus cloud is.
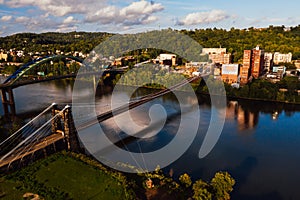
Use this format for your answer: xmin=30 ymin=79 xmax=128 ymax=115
xmin=0 ymin=15 xmax=12 ymax=21
xmin=12 ymin=14 xmax=72 ymax=33
xmin=2 ymin=0 xmax=163 ymax=27
xmin=63 ymin=16 xmax=77 ymax=24
xmin=177 ymin=10 xmax=230 ymax=25
xmin=120 ymin=0 xmax=163 ymax=18
xmin=56 ymin=24 xmax=77 ymax=32
xmin=85 ymin=6 xmax=119 ymax=24
xmin=15 ymin=16 xmax=30 ymax=23
xmin=1 ymin=0 xmax=164 ymax=34
xmin=85 ymin=0 xmax=163 ymax=26
xmin=3 ymin=0 xmax=106 ymax=16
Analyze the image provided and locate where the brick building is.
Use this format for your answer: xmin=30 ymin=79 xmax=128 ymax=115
xmin=241 ymin=46 xmax=265 ymax=84
xmin=221 ymin=64 xmax=240 ymax=84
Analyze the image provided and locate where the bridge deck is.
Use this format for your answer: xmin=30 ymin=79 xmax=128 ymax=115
xmin=0 ymin=132 xmax=64 ymax=168
xmin=0 ymin=70 xmax=124 ymax=89
xmin=77 ymin=76 xmax=201 ymax=130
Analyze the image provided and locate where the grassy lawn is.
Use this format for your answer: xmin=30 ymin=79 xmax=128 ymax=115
xmin=0 ymin=152 xmax=134 ymax=200
xmin=0 ymin=179 xmax=25 ymax=200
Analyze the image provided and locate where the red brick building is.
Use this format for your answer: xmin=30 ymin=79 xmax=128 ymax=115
xmin=241 ymin=46 xmax=264 ymax=85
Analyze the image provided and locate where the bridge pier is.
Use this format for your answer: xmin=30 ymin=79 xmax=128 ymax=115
xmin=50 ymin=105 xmax=82 ymax=153
xmin=63 ymin=106 xmax=81 ymax=153
xmin=1 ymin=88 xmax=16 ymax=117
xmin=51 ymin=103 xmax=62 ymax=134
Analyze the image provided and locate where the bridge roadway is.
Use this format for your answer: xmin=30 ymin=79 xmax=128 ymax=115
xmin=0 ymin=132 xmax=64 ymax=168
xmin=0 ymin=69 xmax=124 ymax=89
xmin=77 ymin=76 xmax=201 ymax=130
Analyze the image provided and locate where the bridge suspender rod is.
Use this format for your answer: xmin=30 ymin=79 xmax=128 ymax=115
xmin=0 ymin=105 xmax=68 ymax=162
xmin=0 ymin=103 xmax=56 ymax=147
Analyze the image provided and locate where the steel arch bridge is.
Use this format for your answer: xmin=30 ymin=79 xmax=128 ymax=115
xmin=3 ymin=55 xmax=84 ymax=86
xmin=0 ymin=55 xmax=121 ymax=117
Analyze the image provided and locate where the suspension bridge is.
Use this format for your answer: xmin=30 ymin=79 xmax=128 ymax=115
xmin=0 ymin=75 xmax=202 ymax=171
xmin=0 ymin=103 xmax=80 ymax=170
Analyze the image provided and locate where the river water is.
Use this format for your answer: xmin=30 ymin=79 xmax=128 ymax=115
xmin=1 ymin=75 xmax=300 ymax=200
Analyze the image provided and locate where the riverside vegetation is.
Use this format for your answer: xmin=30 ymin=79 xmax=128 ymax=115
xmin=0 ymin=151 xmax=235 ymax=200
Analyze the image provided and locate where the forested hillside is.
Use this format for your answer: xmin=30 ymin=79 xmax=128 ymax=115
xmin=1 ymin=25 xmax=300 ymax=62
xmin=181 ymin=25 xmax=300 ymax=62
xmin=0 ymin=32 xmax=113 ymax=54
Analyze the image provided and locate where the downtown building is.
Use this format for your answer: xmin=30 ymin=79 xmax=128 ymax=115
xmin=273 ymin=52 xmax=292 ymax=64
xmin=240 ymin=46 xmax=265 ymax=85
xmin=221 ymin=64 xmax=240 ymax=84
xmin=202 ymin=48 xmax=232 ymax=65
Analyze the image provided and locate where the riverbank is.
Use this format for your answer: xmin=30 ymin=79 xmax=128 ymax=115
xmin=0 ymin=151 xmax=135 ymax=200
xmin=0 ymin=151 xmax=235 ymax=200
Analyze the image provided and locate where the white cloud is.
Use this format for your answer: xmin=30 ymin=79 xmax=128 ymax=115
xmin=120 ymin=1 xmax=163 ymax=17
xmin=1 ymin=15 xmax=12 ymax=21
xmin=142 ymin=15 xmax=157 ymax=24
xmin=3 ymin=0 xmax=106 ymax=16
xmin=15 ymin=16 xmax=30 ymax=23
xmin=1 ymin=0 xmax=164 ymax=34
xmin=63 ymin=16 xmax=77 ymax=24
xmin=85 ymin=1 xmax=163 ymax=26
xmin=85 ymin=6 xmax=119 ymax=24
xmin=177 ymin=10 xmax=230 ymax=25
xmin=56 ymin=24 xmax=77 ymax=32
xmin=3 ymin=0 xmax=163 ymax=27
xmin=4 ymin=0 xmax=36 ymax=8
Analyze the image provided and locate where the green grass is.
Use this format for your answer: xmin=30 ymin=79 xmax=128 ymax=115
xmin=0 ymin=152 xmax=134 ymax=200
xmin=0 ymin=179 xmax=24 ymax=200
xmin=35 ymin=156 xmax=125 ymax=199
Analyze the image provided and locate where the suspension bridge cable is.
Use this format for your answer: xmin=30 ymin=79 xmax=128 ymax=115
xmin=0 ymin=106 xmax=67 ymax=162
xmin=0 ymin=103 xmax=56 ymax=147
xmin=11 ymin=124 xmax=53 ymax=163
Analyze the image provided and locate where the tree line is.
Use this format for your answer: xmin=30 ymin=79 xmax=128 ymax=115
xmin=1 ymin=25 xmax=300 ymax=63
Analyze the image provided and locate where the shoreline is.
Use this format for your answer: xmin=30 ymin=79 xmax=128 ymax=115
xmin=2 ymin=73 xmax=300 ymax=106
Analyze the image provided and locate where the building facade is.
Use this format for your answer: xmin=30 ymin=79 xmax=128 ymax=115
xmin=264 ymin=52 xmax=273 ymax=72
xmin=241 ymin=50 xmax=252 ymax=85
xmin=221 ymin=64 xmax=240 ymax=84
xmin=202 ymin=48 xmax=226 ymax=55
xmin=159 ymin=53 xmax=176 ymax=66
xmin=0 ymin=52 xmax=8 ymax=61
xmin=241 ymin=46 xmax=265 ymax=84
xmin=202 ymin=48 xmax=231 ymax=64
xmin=251 ymin=47 xmax=265 ymax=78
xmin=273 ymin=52 xmax=292 ymax=64
xmin=208 ymin=53 xmax=231 ymax=64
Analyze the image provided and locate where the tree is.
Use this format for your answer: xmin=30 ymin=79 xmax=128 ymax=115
xmin=210 ymin=172 xmax=235 ymax=200
xmin=193 ymin=180 xmax=212 ymax=200
xmin=179 ymin=173 xmax=192 ymax=188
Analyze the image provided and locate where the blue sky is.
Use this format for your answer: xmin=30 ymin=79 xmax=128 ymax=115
xmin=0 ymin=0 xmax=299 ymax=36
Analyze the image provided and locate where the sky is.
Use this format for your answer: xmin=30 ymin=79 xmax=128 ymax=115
xmin=0 ymin=0 xmax=299 ymax=36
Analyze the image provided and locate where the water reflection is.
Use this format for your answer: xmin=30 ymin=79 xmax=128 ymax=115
xmin=1 ymin=76 xmax=300 ymax=199
xmin=226 ymin=101 xmax=259 ymax=131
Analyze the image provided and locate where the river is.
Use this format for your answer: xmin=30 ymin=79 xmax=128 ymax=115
xmin=1 ymin=75 xmax=300 ymax=200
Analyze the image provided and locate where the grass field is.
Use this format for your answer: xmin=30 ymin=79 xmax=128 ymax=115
xmin=0 ymin=152 xmax=134 ymax=200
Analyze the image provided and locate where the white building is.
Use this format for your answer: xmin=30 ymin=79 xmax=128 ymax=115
xmin=159 ymin=53 xmax=176 ymax=66
xmin=185 ymin=62 xmax=209 ymax=68
xmin=201 ymin=48 xmax=231 ymax=64
xmin=272 ymin=66 xmax=286 ymax=79
xmin=0 ymin=52 xmax=8 ymax=61
xmin=273 ymin=52 xmax=292 ymax=64
xmin=221 ymin=64 xmax=240 ymax=84
xmin=202 ymin=48 xmax=227 ymax=55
